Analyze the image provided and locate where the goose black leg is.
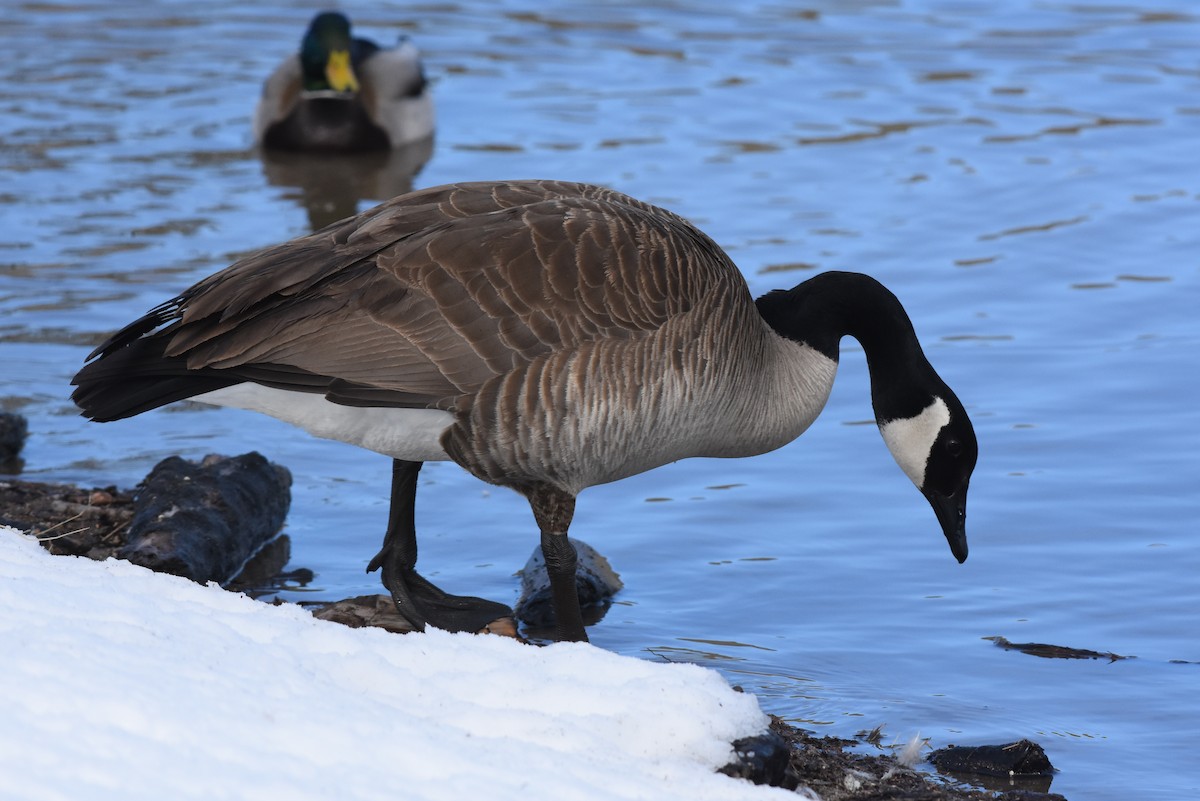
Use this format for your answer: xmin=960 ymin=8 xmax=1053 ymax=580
xmin=367 ymin=459 xmax=512 ymax=633
xmin=526 ymin=483 xmax=586 ymax=642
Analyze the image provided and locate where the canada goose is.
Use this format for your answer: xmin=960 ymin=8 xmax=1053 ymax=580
xmin=71 ymin=179 xmax=978 ymax=643
xmin=253 ymin=11 xmax=434 ymax=152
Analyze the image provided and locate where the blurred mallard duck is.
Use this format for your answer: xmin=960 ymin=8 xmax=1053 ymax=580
xmin=253 ymin=11 xmax=434 ymax=152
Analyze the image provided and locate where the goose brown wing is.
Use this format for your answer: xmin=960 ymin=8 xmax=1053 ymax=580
xmin=82 ymin=180 xmax=736 ymax=413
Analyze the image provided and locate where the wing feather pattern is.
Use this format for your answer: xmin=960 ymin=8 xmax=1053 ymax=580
xmin=73 ymin=180 xmax=738 ymax=422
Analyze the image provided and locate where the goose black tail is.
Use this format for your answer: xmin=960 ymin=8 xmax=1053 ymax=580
xmin=71 ymin=336 xmax=241 ymax=423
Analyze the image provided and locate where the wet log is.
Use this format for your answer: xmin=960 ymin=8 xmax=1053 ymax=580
xmin=118 ymin=452 xmax=291 ymax=585
xmin=514 ymin=537 xmax=623 ymax=629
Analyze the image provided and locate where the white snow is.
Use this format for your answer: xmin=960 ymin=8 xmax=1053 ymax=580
xmin=0 ymin=527 xmax=793 ymax=801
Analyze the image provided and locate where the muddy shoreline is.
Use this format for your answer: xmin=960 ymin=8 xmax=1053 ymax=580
xmin=1 ymin=473 xmax=1065 ymax=800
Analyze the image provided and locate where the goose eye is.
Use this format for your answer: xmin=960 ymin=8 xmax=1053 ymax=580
xmin=945 ymin=438 xmax=962 ymax=456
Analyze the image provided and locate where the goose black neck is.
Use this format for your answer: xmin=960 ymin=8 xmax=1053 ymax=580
xmin=755 ymin=271 xmax=944 ymax=421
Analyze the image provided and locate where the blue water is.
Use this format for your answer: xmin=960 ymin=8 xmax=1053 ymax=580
xmin=3 ymin=2 xmax=1198 ymax=798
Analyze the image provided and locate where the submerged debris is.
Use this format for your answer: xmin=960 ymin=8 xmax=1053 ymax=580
xmin=986 ymin=635 xmax=1133 ymax=662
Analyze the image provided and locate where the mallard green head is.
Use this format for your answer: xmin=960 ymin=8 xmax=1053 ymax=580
xmin=299 ymin=11 xmax=360 ymax=93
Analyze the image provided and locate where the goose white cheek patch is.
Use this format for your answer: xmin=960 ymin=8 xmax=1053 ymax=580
xmin=878 ymin=397 xmax=951 ymax=489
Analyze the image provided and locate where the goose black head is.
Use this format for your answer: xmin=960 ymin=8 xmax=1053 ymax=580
xmin=756 ymin=271 xmax=978 ymax=563
xmin=300 ymin=12 xmax=360 ymax=93
xmin=878 ymin=391 xmax=977 ymax=563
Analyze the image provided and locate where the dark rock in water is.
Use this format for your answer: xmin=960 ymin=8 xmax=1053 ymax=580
xmin=0 ymin=412 xmax=28 ymax=470
xmin=119 ymin=452 xmax=291 ymax=585
xmin=718 ymin=730 xmax=798 ymax=789
xmin=929 ymin=740 xmax=1062 ymax=798
xmin=514 ymin=537 xmax=623 ymax=629
xmin=929 ymin=739 xmax=1055 ymax=779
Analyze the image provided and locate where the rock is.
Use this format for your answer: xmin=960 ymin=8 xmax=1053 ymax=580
xmin=514 ymin=537 xmax=623 ymax=629
xmin=0 ymin=412 xmax=28 ymax=470
xmin=119 ymin=452 xmax=291 ymax=584
xmin=929 ymin=739 xmax=1055 ymax=778
xmin=718 ymin=730 xmax=798 ymax=789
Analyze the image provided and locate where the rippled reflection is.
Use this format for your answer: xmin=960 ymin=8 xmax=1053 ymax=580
xmin=259 ymin=137 xmax=435 ymax=230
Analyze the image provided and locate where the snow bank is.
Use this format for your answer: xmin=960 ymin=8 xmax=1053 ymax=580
xmin=0 ymin=528 xmax=792 ymax=800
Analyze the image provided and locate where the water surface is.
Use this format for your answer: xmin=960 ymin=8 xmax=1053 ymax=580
xmin=2 ymin=2 xmax=1198 ymax=798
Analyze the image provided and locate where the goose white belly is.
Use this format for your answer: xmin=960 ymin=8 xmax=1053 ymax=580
xmin=192 ymin=384 xmax=455 ymax=462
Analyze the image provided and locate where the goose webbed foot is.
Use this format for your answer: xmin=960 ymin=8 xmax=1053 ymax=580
xmin=367 ymin=547 xmax=513 ymax=633
xmin=368 ymin=459 xmax=512 ymax=634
